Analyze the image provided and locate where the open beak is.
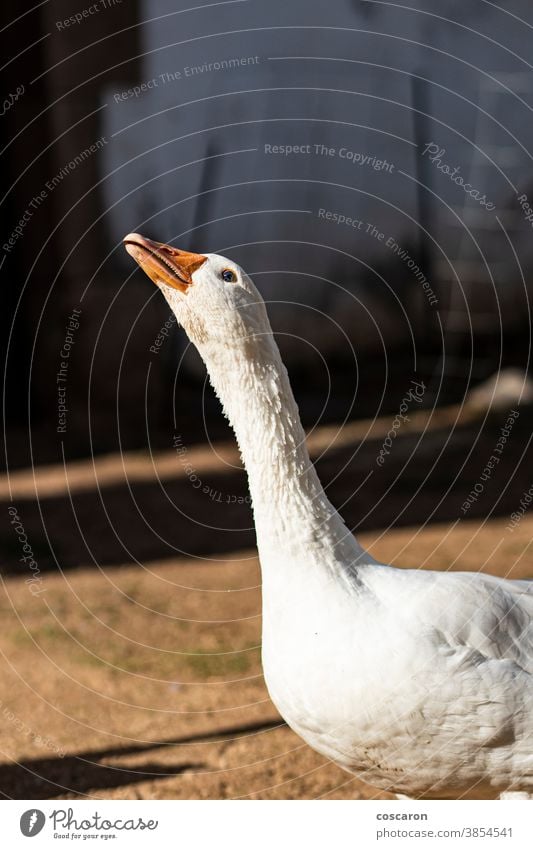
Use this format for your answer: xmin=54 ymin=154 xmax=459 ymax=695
xmin=123 ymin=232 xmax=207 ymax=293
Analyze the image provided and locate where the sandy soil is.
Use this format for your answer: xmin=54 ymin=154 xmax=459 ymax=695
xmin=0 ymin=513 xmax=531 ymax=800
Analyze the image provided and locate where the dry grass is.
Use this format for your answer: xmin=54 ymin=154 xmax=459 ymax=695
xmin=0 ymin=513 xmax=531 ymax=799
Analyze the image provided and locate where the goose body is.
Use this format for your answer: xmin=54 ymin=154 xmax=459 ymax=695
xmin=125 ymin=233 xmax=533 ymax=799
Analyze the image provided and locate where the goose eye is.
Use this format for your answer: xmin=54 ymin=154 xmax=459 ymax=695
xmin=221 ymin=268 xmax=237 ymax=283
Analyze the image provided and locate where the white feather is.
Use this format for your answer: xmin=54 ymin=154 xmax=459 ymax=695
xmin=149 ymin=247 xmax=533 ymax=800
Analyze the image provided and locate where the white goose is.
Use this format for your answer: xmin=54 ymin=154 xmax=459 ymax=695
xmin=124 ymin=233 xmax=533 ymax=800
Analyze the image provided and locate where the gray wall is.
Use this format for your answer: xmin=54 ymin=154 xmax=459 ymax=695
xmin=101 ymin=0 xmax=533 ymax=365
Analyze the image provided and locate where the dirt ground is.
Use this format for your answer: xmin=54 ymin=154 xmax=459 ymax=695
xmin=0 ymin=513 xmax=531 ymax=800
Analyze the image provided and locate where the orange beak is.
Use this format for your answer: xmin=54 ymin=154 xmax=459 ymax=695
xmin=123 ymin=232 xmax=207 ymax=293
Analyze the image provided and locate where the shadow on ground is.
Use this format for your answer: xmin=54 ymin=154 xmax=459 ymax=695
xmin=1 ymin=408 xmax=531 ymax=572
xmin=0 ymin=719 xmax=284 ymax=799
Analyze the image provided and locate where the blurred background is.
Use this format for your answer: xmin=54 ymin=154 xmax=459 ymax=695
xmin=0 ymin=0 xmax=532 ymax=800
xmin=2 ymin=0 xmax=533 ymax=569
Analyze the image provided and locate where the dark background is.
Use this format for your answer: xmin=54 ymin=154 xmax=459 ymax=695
xmin=1 ymin=0 xmax=532 ymax=571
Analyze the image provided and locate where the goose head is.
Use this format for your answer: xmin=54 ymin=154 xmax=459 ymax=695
xmin=123 ymin=232 xmax=271 ymax=354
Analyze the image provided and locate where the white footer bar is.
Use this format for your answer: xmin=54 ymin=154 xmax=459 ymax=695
xmin=3 ymin=799 xmax=531 ymax=849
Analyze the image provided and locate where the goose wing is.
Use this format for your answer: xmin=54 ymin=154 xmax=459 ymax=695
xmin=369 ymin=566 xmax=533 ymax=672
xmin=410 ymin=570 xmax=533 ymax=673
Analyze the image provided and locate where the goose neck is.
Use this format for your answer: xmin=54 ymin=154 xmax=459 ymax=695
xmin=204 ymin=339 xmax=365 ymax=571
